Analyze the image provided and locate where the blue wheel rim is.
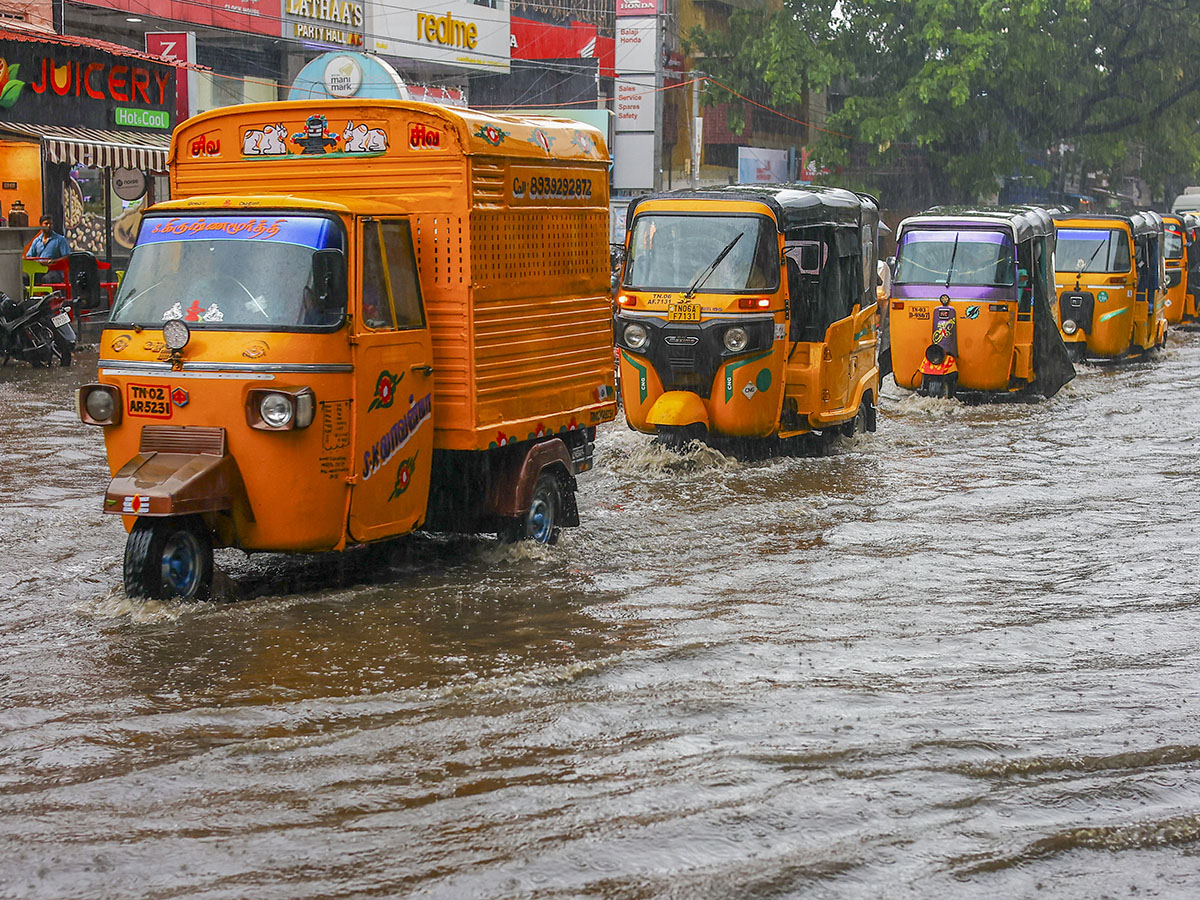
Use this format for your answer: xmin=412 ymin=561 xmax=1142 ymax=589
xmin=160 ymin=531 xmax=202 ymax=597
xmin=529 ymin=497 xmax=553 ymax=543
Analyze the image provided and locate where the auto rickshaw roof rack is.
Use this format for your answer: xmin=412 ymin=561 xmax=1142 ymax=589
xmin=627 ymin=184 xmax=880 ymax=232
xmin=915 ymin=205 xmax=1056 ymax=243
xmin=1049 ymin=210 xmax=1164 ymax=238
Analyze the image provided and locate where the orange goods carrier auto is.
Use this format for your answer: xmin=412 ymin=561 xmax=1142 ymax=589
xmin=77 ymin=99 xmax=616 ymax=600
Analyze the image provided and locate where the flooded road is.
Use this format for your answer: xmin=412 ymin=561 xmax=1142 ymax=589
xmin=3 ymin=337 xmax=1200 ymax=899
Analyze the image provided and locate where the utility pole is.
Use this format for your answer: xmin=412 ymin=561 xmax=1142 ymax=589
xmin=691 ymin=71 xmax=703 ymax=189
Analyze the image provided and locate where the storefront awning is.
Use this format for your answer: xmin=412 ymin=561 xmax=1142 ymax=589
xmin=0 ymin=123 xmax=169 ymax=172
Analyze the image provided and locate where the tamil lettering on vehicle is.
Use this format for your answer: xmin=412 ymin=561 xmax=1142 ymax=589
xmin=362 ymin=392 xmax=433 ymax=481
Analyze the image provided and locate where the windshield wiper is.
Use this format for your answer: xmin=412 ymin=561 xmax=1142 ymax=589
xmin=1076 ymin=239 xmax=1107 ymax=288
xmin=686 ymin=233 xmax=743 ymax=299
xmin=945 ymin=233 xmax=961 ymax=289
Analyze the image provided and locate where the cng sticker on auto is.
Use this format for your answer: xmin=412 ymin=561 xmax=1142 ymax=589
xmin=1098 ymin=290 xmax=1109 ymax=302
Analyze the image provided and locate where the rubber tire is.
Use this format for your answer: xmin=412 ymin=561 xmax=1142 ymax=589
xmin=52 ymin=332 xmax=72 ymax=367
xmin=124 ymin=515 xmax=213 ymax=600
xmin=502 ymin=472 xmax=562 ymax=545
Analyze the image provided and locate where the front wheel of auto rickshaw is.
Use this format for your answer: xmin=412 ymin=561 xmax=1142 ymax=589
xmin=656 ymin=423 xmax=707 ymax=451
xmin=501 ymin=472 xmax=562 ymax=545
xmin=920 ymin=374 xmax=957 ymax=399
xmin=124 ymin=515 xmax=214 ymax=601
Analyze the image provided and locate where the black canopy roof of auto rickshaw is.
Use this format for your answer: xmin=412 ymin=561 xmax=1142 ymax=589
xmin=917 ymin=205 xmax=1056 ymax=243
xmin=627 ymin=184 xmax=879 ymax=231
xmin=1050 ymin=211 xmax=1164 ymax=239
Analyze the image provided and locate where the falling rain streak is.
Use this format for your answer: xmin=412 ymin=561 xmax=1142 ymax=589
xmin=2 ymin=342 xmax=1200 ymax=898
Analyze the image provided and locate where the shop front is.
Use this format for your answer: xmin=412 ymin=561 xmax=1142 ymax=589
xmin=0 ymin=26 xmax=180 ymax=277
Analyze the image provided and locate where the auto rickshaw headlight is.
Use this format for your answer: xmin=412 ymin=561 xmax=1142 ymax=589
xmin=723 ymin=326 xmax=749 ymax=353
xmin=260 ymin=393 xmax=294 ymax=428
xmin=246 ymin=388 xmax=315 ymax=431
xmin=78 ymin=383 xmax=121 ymax=426
xmin=624 ymin=322 xmax=649 ymax=350
xmin=1062 ymin=319 xmax=1078 ymax=335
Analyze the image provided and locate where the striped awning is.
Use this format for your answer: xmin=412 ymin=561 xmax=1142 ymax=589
xmin=0 ymin=123 xmax=169 ymax=171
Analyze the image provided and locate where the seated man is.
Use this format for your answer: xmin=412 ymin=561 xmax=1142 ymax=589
xmin=26 ymin=216 xmax=71 ymax=285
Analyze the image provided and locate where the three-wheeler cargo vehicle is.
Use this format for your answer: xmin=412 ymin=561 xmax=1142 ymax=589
xmin=889 ymin=206 xmax=1075 ymax=399
xmin=78 ymin=99 xmax=617 ymax=600
xmin=1052 ymin=212 xmax=1168 ymax=360
xmin=614 ymin=185 xmax=881 ymax=452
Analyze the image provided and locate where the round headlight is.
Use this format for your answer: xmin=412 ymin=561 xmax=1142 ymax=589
xmin=260 ymin=393 xmax=294 ymax=427
xmin=1062 ymin=319 xmax=1078 ymax=335
xmin=162 ymin=318 xmax=190 ymax=351
xmin=85 ymin=388 xmax=114 ymax=421
xmin=723 ymin=326 xmax=749 ymax=353
xmin=925 ymin=344 xmax=947 ymax=365
xmin=624 ymin=322 xmax=649 ymax=350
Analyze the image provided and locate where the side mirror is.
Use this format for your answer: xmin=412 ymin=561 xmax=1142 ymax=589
xmin=67 ymin=251 xmax=101 ymax=310
xmin=311 ymin=248 xmax=347 ymax=312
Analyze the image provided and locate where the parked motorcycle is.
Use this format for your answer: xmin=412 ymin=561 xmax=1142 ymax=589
xmin=0 ymin=289 xmax=75 ymax=367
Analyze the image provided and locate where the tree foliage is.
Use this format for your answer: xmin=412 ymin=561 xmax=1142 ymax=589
xmin=687 ymin=0 xmax=1200 ymax=202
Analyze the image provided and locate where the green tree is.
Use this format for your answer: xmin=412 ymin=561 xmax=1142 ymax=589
xmin=689 ymin=0 xmax=1200 ymax=203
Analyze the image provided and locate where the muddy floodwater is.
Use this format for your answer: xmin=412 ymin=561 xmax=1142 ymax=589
xmin=3 ymin=339 xmax=1200 ymax=900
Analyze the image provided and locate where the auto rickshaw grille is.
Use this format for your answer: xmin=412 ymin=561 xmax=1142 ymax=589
xmin=139 ymin=425 xmax=226 ymax=457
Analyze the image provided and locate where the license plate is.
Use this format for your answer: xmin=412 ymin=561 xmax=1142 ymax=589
xmin=126 ymin=383 xmax=172 ymax=419
xmin=51 ymin=312 xmax=70 ymax=328
xmin=667 ymin=302 xmax=701 ymax=323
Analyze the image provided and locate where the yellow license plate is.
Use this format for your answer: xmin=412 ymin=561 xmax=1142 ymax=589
xmin=667 ymin=302 xmax=701 ymax=322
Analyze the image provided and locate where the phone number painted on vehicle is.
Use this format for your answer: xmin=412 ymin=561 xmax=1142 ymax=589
xmin=511 ymin=173 xmax=596 ymax=203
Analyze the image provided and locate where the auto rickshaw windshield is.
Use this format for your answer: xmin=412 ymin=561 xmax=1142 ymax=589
xmin=110 ymin=213 xmax=346 ymax=329
xmin=894 ymin=229 xmax=1015 ymax=287
xmin=1055 ymin=228 xmax=1132 ymax=273
xmin=623 ymin=213 xmax=780 ymax=292
xmin=1164 ymin=227 xmax=1184 ymax=261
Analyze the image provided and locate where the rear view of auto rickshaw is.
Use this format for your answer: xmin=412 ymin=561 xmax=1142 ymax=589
xmin=1052 ymin=212 xmax=1167 ymax=359
xmin=1181 ymin=213 xmax=1200 ymax=322
xmin=77 ymin=99 xmax=617 ymax=600
xmin=888 ymin=206 xmax=1074 ymax=400
xmin=614 ymin=185 xmax=881 ymax=453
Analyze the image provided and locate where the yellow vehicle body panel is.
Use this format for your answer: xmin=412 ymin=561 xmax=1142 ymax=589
xmin=97 ymin=329 xmax=355 ymax=553
xmin=891 ymin=298 xmax=1021 ymax=392
xmin=169 ymin=100 xmax=617 ymax=453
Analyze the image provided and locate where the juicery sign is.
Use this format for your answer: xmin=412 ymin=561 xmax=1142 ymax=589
xmin=0 ymin=39 xmax=175 ymax=132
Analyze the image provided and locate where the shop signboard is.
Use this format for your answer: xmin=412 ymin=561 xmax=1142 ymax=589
xmin=615 ymin=17 xmax=656 ymax=75
xmin=614 ymin=76 xmax=654 ymax=132
xmin=0 ymin=37 xmax=175 ymax=131
xmin=283 ymin=0 xmax=365 ymax=48
xmin=369 ymin=0 xmax=510 ymax=73
xmin=73 ymin=0 xmax=282 ymax=38
xmin=737 ymin=146 xmax=789 ymax=183
xmin=288 ymin=51 xmax=409 ymax=100
xmin=613 ymin=132 xmax=654 ymax=189
xmin=145 ymin=32 xmax=197 ymax=122
xmin=616 ymin=0 xmax=660 ymax=16
xmin=510 ymin=16 xmax=614 ymax=78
